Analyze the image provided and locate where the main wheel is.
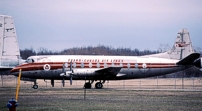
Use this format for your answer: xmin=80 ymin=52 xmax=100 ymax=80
xmin=33 ymin=85 xmax=38 ymax=89
xmin=84 ymin=82 xmax=92 ymax=89
xmin=95 ymin=82 xmax=103 ymax=89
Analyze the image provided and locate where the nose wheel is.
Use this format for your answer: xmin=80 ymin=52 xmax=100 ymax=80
xmin=32 ymin=80 xmax=38 ymax=89
xmin=32 ymin=84 xmax=38 ymax=89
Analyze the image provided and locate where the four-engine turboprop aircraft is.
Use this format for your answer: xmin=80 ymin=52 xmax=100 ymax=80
xmin=10 ymin=29 xmax=201 ymax=89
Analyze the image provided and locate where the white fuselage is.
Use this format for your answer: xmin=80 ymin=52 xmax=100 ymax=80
xmin=11 ymin=55 xmax=187 ymax=80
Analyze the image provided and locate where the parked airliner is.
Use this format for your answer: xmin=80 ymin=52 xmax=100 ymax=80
xmin=10 ymin=28 xmax=201 ymax=89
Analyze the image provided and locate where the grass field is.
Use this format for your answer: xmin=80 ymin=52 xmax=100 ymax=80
xmin=0 ymin=76 xmax=202 ymax=111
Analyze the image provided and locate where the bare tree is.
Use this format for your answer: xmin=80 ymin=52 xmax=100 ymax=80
xmin=158 ymin=44 xmax=170 ymax=53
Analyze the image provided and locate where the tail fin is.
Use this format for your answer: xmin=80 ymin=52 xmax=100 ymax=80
xmin=167 ymin=28 xmax=195 ymax=59
xmin=145 ymin=28 xmax=195 ymax=60
xmin=0 ymin=15 xmax=21 ymax=67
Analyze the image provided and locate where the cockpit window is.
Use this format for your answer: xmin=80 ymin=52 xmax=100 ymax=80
xmin=26 ymin=58 xmax=34 ymax=63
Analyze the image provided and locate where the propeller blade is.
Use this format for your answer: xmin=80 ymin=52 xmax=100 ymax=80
xmin=70 ymin=75 xmax=72 ymax=85
xmin=69 ymin=61 xmax=73 ymax=85
xmin=62 ymin=78 xmax=65 ymax=87
xmin=70 ymin=61 xmax=72 ymax=71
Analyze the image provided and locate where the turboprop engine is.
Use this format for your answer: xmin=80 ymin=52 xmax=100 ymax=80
xmin=60 ymin=69 xmax=98 ymax=77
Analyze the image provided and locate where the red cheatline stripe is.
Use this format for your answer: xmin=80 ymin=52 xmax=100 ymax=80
xmin=11 ymin=62 xmax=177 ymax=72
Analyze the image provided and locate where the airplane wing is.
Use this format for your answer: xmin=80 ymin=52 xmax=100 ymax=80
xmin=0 ymin=67 xmax=13 ymax=75
xmin=95 ymin=67 xmax=122 ymax=76
xmin=0 ymin=67 xmax=13 ymax=71
xmin=176 ymin=53 xmax=200 ymax=65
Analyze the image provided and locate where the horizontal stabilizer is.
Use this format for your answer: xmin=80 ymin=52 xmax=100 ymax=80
xmin=176 ymin=53 xmax=200 ymax=65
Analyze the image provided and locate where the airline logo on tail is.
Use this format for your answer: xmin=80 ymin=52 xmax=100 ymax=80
xmin=175 ymin=41 xmax=189 ymax=47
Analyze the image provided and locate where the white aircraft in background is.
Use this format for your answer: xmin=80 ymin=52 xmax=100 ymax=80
xmin=10 ymin=28 xmax=201 ymax=89
xmin=0 ymin=15 xmax=25 ymax=77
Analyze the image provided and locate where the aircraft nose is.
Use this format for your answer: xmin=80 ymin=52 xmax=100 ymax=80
xmin=10 ymin=67 xmax=21 ymax=76
xmin=193 ymin=58 xmax=202 ymax=68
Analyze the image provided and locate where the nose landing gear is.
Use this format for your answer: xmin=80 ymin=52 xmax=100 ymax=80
xmin=32 ymin=84 xmax=38 ymax=89
xmin=32 ymin=80 xmax=38 ymax=89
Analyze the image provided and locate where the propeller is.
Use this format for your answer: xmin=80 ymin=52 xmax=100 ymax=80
xmin=69 ymin=61 xmax=73 ymax=85
xmin=61 ymin=62 xmax=68 ymax=87
xmin=60 ymin=61 xmax=74 ymax=86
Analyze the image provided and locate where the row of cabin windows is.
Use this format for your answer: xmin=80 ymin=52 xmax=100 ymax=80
xmin=69 ymin=62 xmax=143 ymax=68
xmin=67 ymin=59 xmax=124 ymax=63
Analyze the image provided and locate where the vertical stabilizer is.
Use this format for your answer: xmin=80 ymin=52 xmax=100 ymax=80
xmin=167 ymin=28 xmax=195 ymax=59
xmin=145 ymin=29 xmax=195 ymax=60
xmin=0 ymin=15 xmax=20 ymax=67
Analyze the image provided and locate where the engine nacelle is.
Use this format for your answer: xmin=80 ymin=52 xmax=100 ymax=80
xmin=73 ymin=69 xmax=98 ymax=77
xmin=194 ymin=58 xmax=202 ymax=68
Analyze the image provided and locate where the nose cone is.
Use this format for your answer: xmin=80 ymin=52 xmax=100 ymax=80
xmin=10 ymin=67 xmax=21 ymax=76
xmin=194 ymin=58 xmax=202 ymax=68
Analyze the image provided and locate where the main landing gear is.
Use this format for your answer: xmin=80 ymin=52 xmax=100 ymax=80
xmin=32 ymin=80 xmax=38 ymax=89
xmin=95 ymin=82 xmax=103 ymax=89
xmin=84 ymin=80 xmax=105 ymax=89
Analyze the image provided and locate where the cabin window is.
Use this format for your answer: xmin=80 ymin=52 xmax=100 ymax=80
xmin=89 ymin=62 xmax=92 ymax=68
xmin=96 ymin=62 xmax=100 ymax=68
xmin=104 ymin=63 xmax=107 ymax=68
xmin=127 ymin=63 xmax=130 ymax=68
xmin=135 ymin=63 xmax=138 ymax=68
xmin=120 ymin=63 xmax=123 ymax=67
xmin=111 ymin=63 xmax=114 ymax=67
xmin=73 ymin=62 xmax=76 ymax=68
xmin=81 ymin=62 xmax=84 ymax=68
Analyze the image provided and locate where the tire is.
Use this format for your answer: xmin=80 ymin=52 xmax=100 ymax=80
xmin=95 ymin=82 xmax=103 ymax=89
xmin=84 ymin=82 xmax=92 ymax=89
xmin=33 ymin=85 xmax=38 ymax=89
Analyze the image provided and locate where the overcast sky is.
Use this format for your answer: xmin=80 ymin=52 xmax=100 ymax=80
xmin=0 ymin=0 xmax=201 ymax=51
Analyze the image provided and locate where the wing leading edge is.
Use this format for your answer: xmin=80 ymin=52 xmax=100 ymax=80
xmin=95 ymin=67 xmax=122 ymax=76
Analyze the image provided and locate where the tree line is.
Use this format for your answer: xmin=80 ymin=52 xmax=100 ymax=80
xmin=20 ymin=45 xmax=159 ymax=59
